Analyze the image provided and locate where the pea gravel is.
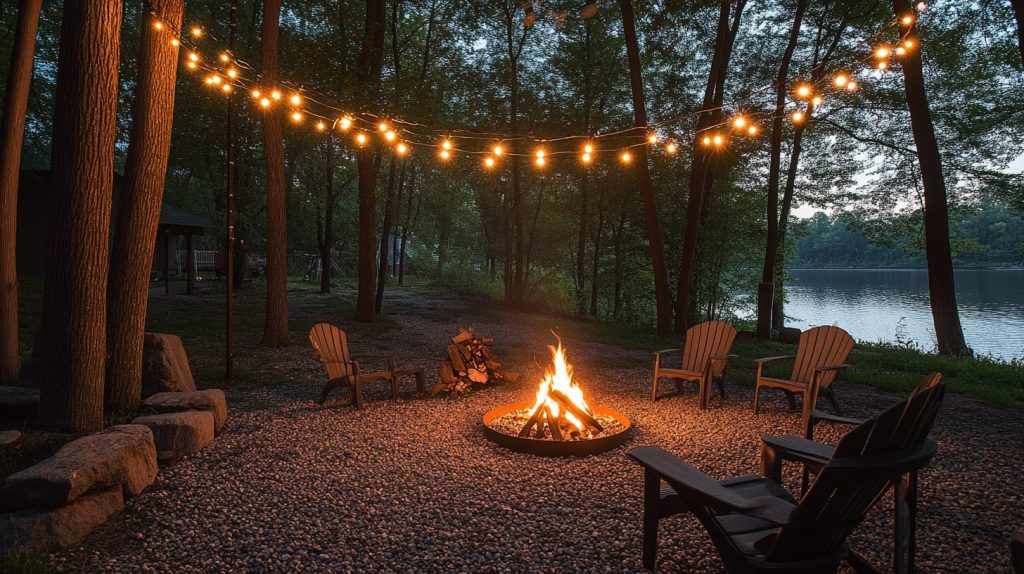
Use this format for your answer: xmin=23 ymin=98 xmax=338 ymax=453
xmin=48 ymin=289 xmax=1024 ymax=573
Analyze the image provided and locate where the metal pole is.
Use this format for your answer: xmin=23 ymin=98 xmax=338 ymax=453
xmin=226 ymin=0 xmax=238 ymax=380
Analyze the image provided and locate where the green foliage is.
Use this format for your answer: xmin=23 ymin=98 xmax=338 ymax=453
xmin=0 ymin=549 xmax=51 ymax=574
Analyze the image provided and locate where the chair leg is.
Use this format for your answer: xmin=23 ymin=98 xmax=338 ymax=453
xmin=784 ymin=390 xmax=798 ymax=411
xmin=824 ymin=387 xmax=842 ymax=414
xmin=415 ymin=369 xmax=425 ymax=393
xmin=753 ymin=383 xmax=762 ymax=414
xmin=642 ymin=468 xmax=660 ymax=570
xmin=651 ymin=372 xmax=660 ymax=402
xmin=353 ymin=380 xmax=365 ymax=409
xmin=893 ymin=471 xmax=918 ymax=574
xmin=318 ymin=379 xmax=345 ymax=405
xmin=391 ymin=377 xmax=399 ymax=401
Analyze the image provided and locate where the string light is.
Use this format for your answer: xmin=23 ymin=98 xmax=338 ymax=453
xmin=339 ymin=116 xmax=353 ymax=130
xmin=226 ymin=68 xmax=238 ymax=79
xmin=733 ymin=115 xmax=747 ymax=129
xmin=904 ymin=39 xmax=915 ymax=49
xmin=792 ymin=111 xmax=804 ymax=123
xmin=316 ymin=120 xmax=326 ymax=131
xmin=384 ymin=130 xmax=397 ymax=142
xmin=901 ymin=14 xmax=914 ymax=26
xmin=259 ymin=97 xmax=271 ymax=108
xmin=583 ymin=142 xmax=594 ymax=154
xmin=170 ymin=38 xmax=179 ymax=47
xmin=846 ymin=80 xmax=859 ymax=92
xmin=439 ymin=148 xmax=451 ymax=160
xmin=895 ymin=46 xmax=906 ymax=56
xmin=271 ymin=90 xmax=282 ymax=101
xmin=665 ymin=141 xmax=677 ymax=155
xmin=878 ymin=61 xmax=889 ymax=70
xmin=441 ymin=138 xmax=453 ymax=151
xmin=484 ymin=156 xmax=496 ymax=168
xmin=221 ymin=84 xmax=232 ymax=94
xmin=290 ymin=93 xmax=302 ymax=106
xmin=153 ymin=20 xmax=164 ymax=30
xmin=492 ymin=144 xmax=504 ymax=156
xmin=620 ymin=151 xmax=632 ymax=163
xmin=356 ymin=132 xmax=368 ymax=146
xmin=396 ymin=142 xmax=409 ymax=155
xmin=702 ymin=135 xmax=712 ymax=146
xmin=219 ymin=52 xmax=231 ymax=63
xmin=251 ymin=89 xmax=261 ymax=99
xmin=746 ymin=125 xmax=758 ymax=136
xmin=186 ymin=61 xmax=197 ymax=70
xmin=647 ymin=132 xmax=658 ymax=144
xmin=811 ymin=95 xmax=823 ymax=107
xmin=795 ymin=84 xmax=812 ymax=98
xmin=205 ymin=74 xmax=221 ymax=85
xmin=378 ymin=121 xmax=390 ymax=132
xmin=834 ymin=74 xmax=848 ymax=88
xmin=581 ymin=152 xmax=592 ymax=164
xmin=712 ymin=134 xmax=724 ymax=146
xmin=875 ymin=46 xmax=890 ymax=59
xmin=187 ymin=52 xmax=200 ymax=63
xmin=291 ymin=111 xmax=303 ymax=123
xmin=191 ymin=26 xmax=203 ymax=37
xmin=535 ymin=148 xmax=546 ymax=167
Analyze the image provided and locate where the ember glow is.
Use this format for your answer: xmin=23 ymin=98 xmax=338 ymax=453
xmin=527 ymin=341 xmax=595 ymax=435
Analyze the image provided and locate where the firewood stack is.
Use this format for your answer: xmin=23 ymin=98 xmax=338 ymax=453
xmin=434 ymin=327 xmax=518 ymax=393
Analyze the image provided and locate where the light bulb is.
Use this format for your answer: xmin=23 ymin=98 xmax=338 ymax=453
xmin=221 ymin=84 xmax=232 ymax=94
xmin=581 ymin=152 xmax=592 ymax=164
xmin=271 ymin=90 xmax=282 ymax=100
xmin=439 ymin=148 xmax=450 ymax=160
xmin=647 ymin=132 xmax=658 ymax=144
xmin=191 ymin=26 xmax=203 ymax=37
xmin=796 ymin=84 xmax=812 ymax=98
xmin=219 ymin=52 xmax=230 ymax=63
xmin=535 ymin=149 xmax=545 ymax=159
xmin=733 ymin=116 xmax=747 ymax=128
xmin=702 ymin=135 xmax=712 ymax=146
xmin=583 ymin=143 xmax=594 ymax=154
xmin=846 ymin=80 xmax=859 ymax=92
xmin=290 ymin=94 xmax=301 ymax=106
xmin=396 ymin=142 xmax=409 ymax=155
xmin=792 ymin=111 xmax=804 ymax=123
xmin=665 ymin=142 xmax=677 ymax=155
xmin=535 ymin=156 xmax=546 ymax=167
xmin=441 ymin=139 xmax=452 ymax=150
xmin=811 ymin=95 xmax=823 ymax=107
xmin=339 ymin=116 xmax=352 ymax=130
xmin=834 ymin=74 xmax=848 ymax=87
xmin=901 ymin=14 xmax=914 ymax=25
xmin=251 ymin=89 xmax=261 ymax=99
xmin=186 ymin=61 xmax=197 ymax=70
xmin=620 ymin=151 xmax=632 ymax=163
xmin=316 ymin=120 xmax=326 ymax=131
xmin=291 ymin=111 xmax=303 ymax=123
xmin=492 ymin=144 xmax=504 ymax=156
xmin=153 ymin=20 xmax=163 ymax=30
xmin=904 ymin=39 xmax=915 ymax=49
xmin=170 ymin=38 xmax=179 ymax=47
xmin=747 ymin=125 xmax=758 ymax=136
xmin=356 ymin=132 xmax=368 ymax=146
xmin=875 ymin=46 xmax=890 ymax=59
xmin=712 ymin=134 xmax=723 ymax=146
xmin=259 ymin=97 xmax=271 ymax=108
xmin=188 ymin=52 xmax=199 ymax=62
xmin=484 ymin=156 xmax=495 ymax=168
xmin=878 ymin=61 xmax=889 ymax=70
xmin=227 ymin=68 xmax=238 ymax=78
xmin=384 ymin=130 xmax=397 ymax=142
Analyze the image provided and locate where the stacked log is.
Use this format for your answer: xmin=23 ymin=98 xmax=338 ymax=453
xmin=433 ymin=328 xmax=518 ymax=393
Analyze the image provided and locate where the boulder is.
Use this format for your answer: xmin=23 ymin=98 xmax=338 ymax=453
xmin=132 ymin=411 xmax=214 ymax=461
xmin=777 ymin=327 xmax=802 ymax=345
xmin=0 ymin=487 xmax=123 ymax=551
xmin=0 ymin=425 xmax=157 ymax=511
xmin=0 ymin=430 xmax=21 ymax=448
xmin=0 ymin=386 xmax=39 ymax=426
xmin=143 ymin=389 xmax=227 ymax=434
xmin=141 ymin=333 xmax=196 ymax=397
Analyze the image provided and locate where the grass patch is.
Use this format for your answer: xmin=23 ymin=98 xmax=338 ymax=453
xmin=0 ymin=548 xmax=51 ymax=574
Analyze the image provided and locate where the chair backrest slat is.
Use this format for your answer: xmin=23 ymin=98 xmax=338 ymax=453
xmin=309 ymin=323 xmax=352 ymax=380
xmin=681 ymin=321 xmax=737 ymax=377
xmin=791 ymin=326 xmax=853 ymax=387
xmin=766 ymin=376 xmax=945 ymax=563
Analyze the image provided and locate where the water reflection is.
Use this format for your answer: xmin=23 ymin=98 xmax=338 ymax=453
xmin=783 ymin=269 xmax=1024 ymax=361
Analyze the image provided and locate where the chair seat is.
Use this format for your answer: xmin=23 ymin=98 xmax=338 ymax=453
xmin=657 ymin=367 xmax=704 ymax=381
xmin=355 ymin=370 xmax=394 ymax=383
xmin=758 ymin=377 xmax=808 ymax=391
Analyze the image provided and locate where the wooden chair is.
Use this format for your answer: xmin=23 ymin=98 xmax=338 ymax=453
xmin=760 ymin=373 xmax=944 ymax=574
xmin=309 ymin=323 xmax=425 ymax=409
xmin=1012 ymin=526 xmax=1024 ymax=573
xmin=629 ymin=386 xmax=940 ymax=573
xmin=652 ymin=320 xmax=738 ymax=410
xmin=753 ymin=325 xmax=853 ymax=428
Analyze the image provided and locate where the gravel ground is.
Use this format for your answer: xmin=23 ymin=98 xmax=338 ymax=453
xmin=49 ymin=289 xmax=1024 ymax=573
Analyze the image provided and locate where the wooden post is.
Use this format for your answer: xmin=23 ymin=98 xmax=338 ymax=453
xmin=186 ymin=232 xmax=194 ymax=295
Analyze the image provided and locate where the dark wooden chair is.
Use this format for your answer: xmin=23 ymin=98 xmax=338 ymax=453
xmin=760 ymin=372 xmax=944 ymax=574
xmin=309 ymin=323 xmax=425 ymax=409
xmin=1012 ymin=526 xmax=1024 ymax=573
xmin=629 ymin=385 xmax=940 ymax=573
xmin=753 ymin=325 xmax=853 ymax=428
xmin=652 ymin=320 xmax=738 ymax=410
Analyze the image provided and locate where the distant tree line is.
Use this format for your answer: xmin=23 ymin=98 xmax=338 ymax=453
xmin=794 ymin=203 xmax=1024 ymax=268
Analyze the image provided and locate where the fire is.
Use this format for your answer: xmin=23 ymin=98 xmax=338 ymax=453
xmin=528 ymin=340 xmax=594 ymax=434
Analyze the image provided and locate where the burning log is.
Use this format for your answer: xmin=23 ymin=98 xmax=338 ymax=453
xmin=549 ymin=389 xmax=604 ymax=433
xmin=433 ymin=327 xmax=518 ymax=394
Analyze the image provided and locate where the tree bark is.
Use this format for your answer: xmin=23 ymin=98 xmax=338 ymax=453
xmin=354 ymin=0 xmax=386 ymax=321
xmin=771 ymin=121 xmax=807 ymax=332
xmin=891 ymin=0 xmax=968 ymax=355
xmin=41 ymin=1 xmax=122 ymax=432
xmin=674 ymin=0 xmax=742 ymax=333
xmin=756 ymin=0 xmax=807 ymax=339
xmin=1012 ymin=0 xmax=1024 ymax=64
xmin=617 ymin=0 xmax=673 ymax=335
xmin=318 ymin=140 xmax=335 ymax=294
xmin=105 ymin=0 xmax=184 ymax=414
xmin=375 ymin=156 xmax=399 ymax=313
xmin=0 ymin=0 xmax=41 ymax=384
xmin=260 ymin=0 xmax=289 ymax=345
xmin=398 ymin=164 xmax=417 ymax=285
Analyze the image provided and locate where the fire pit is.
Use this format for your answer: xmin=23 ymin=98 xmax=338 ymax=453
xmin=482 ymin=338 xmax=632 ymax=457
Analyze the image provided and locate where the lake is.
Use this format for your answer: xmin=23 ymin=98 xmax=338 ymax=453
xmin=782 ymin=269 xmax=1024 ymax=362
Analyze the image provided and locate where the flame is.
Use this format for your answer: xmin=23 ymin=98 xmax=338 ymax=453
xmin=528 ymin=339 xmax=594 ymax=433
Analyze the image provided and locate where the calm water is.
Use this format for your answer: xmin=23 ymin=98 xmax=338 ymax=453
xmin=782 ymin=269 xmax=1024 ymax=362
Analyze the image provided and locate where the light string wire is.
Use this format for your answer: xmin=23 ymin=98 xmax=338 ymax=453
xmin=152 ymin=4 xmax=925 ymax=167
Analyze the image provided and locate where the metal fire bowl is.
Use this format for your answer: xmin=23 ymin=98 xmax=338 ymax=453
xmin=482 ymin=400 xmax=633 ymax=457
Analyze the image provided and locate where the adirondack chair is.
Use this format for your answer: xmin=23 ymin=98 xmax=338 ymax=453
xmin=760 ymin=373 xmax=945 ymax=574
xmin=309 ymin=323 xmax=425 ymax=409
xmin=652 ymin=320 xmax=738 ymax=409
xmin=629 ymin=387 xmax=940 ymax=573
xmin=753 ymin=325 xmax=854 ymax=427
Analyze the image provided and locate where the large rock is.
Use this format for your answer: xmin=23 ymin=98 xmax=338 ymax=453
xmin=143 ymin=389 xmax=227 ymax=435
xmin=0 ymin=425 xmax=157 ymax=510
xmin=141 ymin=333 xmax=196 ymax=397
xmin=0 ymin=487 xmax=123 ymax=551
xmin=0 ymin=386 xmax=39 ymax=426
xmin=132 ymin=411 xmax=214 ymax=461
xmin=0 ymin=430 xmax=21 ymax=448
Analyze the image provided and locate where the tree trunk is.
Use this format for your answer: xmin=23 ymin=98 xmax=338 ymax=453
xmin=105 ymin=0 xmax=184 ymax=414
xmin=891 ymin=0 xmax=968 ymax=355
xmin=1012 ymin=0 xmax=1024 ymax=64
xmin=375 ymin=156 xmax=399 ymax=313
xmin=260 ymin=0 xmax=289 ymax=345
xmin=354 ymin=0 xmax=386 ymax=321
xmin=756 ymin=0 xmax=807 ymax=339
xmin=611 ymin=211 xmax=626 ymax=320
xmin=399 ymin=163 xmax=417 ymax=285
xmin=617 ymin=0 xmax=673 ymax=335
xmin=0 ymin=0 xmax=41 ymax=384
xmin=319 ymin=140 xmax=335 ymax=294
xmin=41 ymin=1 xmax=122 ymax=432
xmin=589 ymin=186 xmax=605 ymax=317
xmin=675 ymin=0 xmax=737 ymax=333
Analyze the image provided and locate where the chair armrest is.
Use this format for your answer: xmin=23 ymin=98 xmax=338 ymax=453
xmin=754 ymin=355 xmax=796 ymax=364
xmin=629 ymin=446 xmax=797 ymax=525
xmin=761 ymin=435 xmax=834 ymax=465
xmin=813 ymin=363 xmax=851 ymax=372
xmin=811 ymin=410 xmax=862 ymax=427
xmin=710 ymin=354 xmax=738 ymax=363
xmin=653 ymin=348 xmax=683 ymax=356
